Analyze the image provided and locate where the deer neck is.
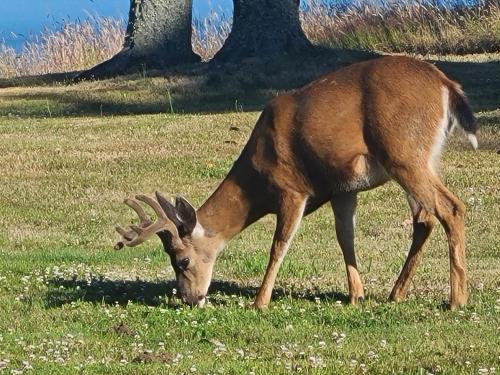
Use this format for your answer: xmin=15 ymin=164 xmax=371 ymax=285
xmin=196 ymin=158 xmax=268 ymax=247
xmin=197 ymin=178 xmax=256 ymax=242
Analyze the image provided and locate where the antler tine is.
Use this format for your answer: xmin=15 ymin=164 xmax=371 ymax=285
xmin=114 ymin=193 xmax=181 ymax=250
xmin=135 ymin=194 xmax=168 ymax=220
xmin=126 ymin=221 xmax=171 ymax=246
xmin=115 ymin=225 xmax=128 ymax=237
xmin=114 ymin=225 xmax=137 ymax=250
xmin=130 ymin=224 xmax=144 ymax=234
xmin=134 ymin=194 xmax=180 ymax=239
xmin=155 ymin=190 xmax=171 ymax=207
xmin=115 ymin=225 xmax=137 ymax=240
xmin=124 ymin=198 xmax=152 ymax=225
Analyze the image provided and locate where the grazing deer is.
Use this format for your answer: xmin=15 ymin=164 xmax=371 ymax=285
xmin=115 ymin=56 xmax=477 ymax=309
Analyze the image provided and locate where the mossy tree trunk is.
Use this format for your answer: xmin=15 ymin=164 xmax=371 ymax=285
xmin=78 ymin=0 xmax=200 ymax=80
xmin=212 ymin=0 xmax=312 ymax=64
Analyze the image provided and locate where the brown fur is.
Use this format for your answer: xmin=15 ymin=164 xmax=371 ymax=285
xmin=117 ymin=56 xmax=476 ymax=309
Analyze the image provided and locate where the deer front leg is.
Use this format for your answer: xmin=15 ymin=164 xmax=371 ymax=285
xmin=253 ymin=192 xmax=307 ymax=309
xmin=331 ymin=193 xmax=364 ymax=304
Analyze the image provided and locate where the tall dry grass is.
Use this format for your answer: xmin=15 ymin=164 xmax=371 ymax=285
xmin=192 ymin=11 xmax=232 ymax=62
xmin=0 ymin=16 xmax=125 ymax=78
xmin=0 ymin=1 xmax=499 ymax=78
xmin=301 ymin=0 xmax=500 ymax=55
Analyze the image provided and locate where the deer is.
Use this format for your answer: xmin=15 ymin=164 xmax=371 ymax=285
xmin=114 ymin=56 xmax=477 ymax=310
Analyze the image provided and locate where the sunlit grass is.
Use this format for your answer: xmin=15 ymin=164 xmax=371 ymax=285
xmin=0 ymin=53 xmax=499 ymax=373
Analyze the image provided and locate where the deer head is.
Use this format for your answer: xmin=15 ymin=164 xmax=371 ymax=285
xmin=115 ymin=191 xmax=216 ymax=307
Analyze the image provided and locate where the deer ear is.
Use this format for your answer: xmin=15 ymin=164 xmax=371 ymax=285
xmin=175 ymin=196 xmax=197 ymax=234
xmin=155 ymin=191 xmax=182 ymax=228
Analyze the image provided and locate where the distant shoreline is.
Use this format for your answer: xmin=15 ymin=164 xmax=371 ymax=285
xmin=0 ymin=0 xmax=232 ymax=51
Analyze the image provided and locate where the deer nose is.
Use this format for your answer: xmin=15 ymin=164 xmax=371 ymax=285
xmin=197 ymin=295 xmax=206 ymax=307
xmin=181 ymin=293 xmax=206 ymax=307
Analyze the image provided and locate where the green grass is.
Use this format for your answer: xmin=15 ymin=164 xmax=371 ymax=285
xmin=0 ymin=55 xmax=499 ymax=374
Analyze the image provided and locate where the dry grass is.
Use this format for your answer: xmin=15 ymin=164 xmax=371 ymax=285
xmin=192 ymin=11 xmax=232 ymax=62
xmin=301 ymin=0 xmax=500 ymax=55
xmin=0 ymin=16 xmax=124 ymax=78
xmin=0 ymin=1 xmax=499 ymax=78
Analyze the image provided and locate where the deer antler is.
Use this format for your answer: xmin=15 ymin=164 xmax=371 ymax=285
xmin=114 ymin=192 xmax=180 ymax=250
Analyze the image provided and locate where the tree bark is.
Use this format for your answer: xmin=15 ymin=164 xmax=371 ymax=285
xmin=78 ymin=0 xmax=200 ymax=80
xmin=213 ymin=0 xmax=312 ymax=64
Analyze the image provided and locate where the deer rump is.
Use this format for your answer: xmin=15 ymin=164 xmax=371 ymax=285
xmin=245 ymin=56 xmax=476 ymax=207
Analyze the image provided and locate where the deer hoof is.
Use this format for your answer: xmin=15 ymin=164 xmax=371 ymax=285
xmin=389 ymin=289 xmax=406 ymax=303
xmin=449 ymin=299 xmax=467 ymax=311
xmin=350 ymin=295 xmax=365 ymax=305
xmin=250 ymin=301 xmax=269 ymax=310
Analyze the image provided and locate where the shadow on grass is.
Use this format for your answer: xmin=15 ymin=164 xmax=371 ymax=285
xmin=2 ymin=58 xmax=499 ymax=119
xmin=45 ymin=276 xmax=349 ymax=308
xmin=0 ymin=48 xmax=373 ymax=117
xmin=433 ymin=59 xmax=500 ymax=113
xmin=2 ymin=51 xmax=497 ymax=125
xmin=0 ymin=89 xmax=267 ymax=117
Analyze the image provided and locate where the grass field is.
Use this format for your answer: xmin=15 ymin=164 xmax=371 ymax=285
xmin=0 ymin=54 xmax=499 ymax=374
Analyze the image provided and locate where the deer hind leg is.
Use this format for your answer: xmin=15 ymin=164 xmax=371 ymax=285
xmin=390 ymin=195 xmax=437 ymax=302
xmin=253 ymin=192 xmax=307 ymax=309
xmin=331 ymin=193 xmax=364 ymax=304
xmin=393 ymin=168 xmax=467 ymax=309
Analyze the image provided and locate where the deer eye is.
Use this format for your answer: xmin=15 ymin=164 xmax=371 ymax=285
xmin=177 ymin=257 xmax=190 ymax=271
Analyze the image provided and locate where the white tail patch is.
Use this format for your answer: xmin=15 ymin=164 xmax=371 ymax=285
xmin=467 ymin=133 xmax=478 ymax=150
xmin=428 ymin=86 xmax=449 ymax=172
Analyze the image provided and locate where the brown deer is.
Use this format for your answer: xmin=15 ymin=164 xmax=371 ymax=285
xmin=115 ymin=56 xmax=477 ymax=309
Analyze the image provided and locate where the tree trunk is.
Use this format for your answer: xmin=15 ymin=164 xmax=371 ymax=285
xmin=78 ymin=0 xmax=200 ymax=80
xmin=213 ymin=0 xmax=312 ymax=64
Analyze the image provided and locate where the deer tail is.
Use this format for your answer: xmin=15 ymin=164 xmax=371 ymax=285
xmin=447 ymin=80 xmax=478 ymax=149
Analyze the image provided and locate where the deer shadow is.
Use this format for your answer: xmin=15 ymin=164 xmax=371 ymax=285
xmin=44 ymin=276 xmax=350 ymax=309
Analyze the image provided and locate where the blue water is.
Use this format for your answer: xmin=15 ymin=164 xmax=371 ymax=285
xmin=0 ymin=0 xmax=233 ymax=50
